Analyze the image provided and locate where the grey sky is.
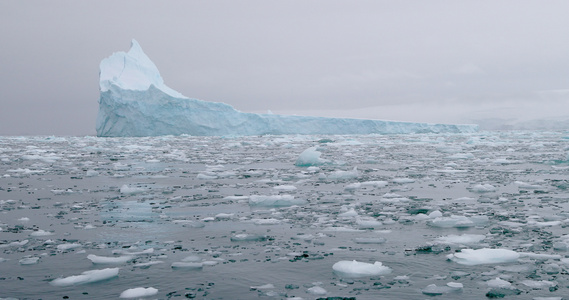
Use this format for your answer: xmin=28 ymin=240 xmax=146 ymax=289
xmin=1 ymin=1 xmax=568 ymax=135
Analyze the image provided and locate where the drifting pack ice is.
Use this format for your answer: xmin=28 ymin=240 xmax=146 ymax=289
xmin=96 ymin=40 xmax=478 ymax=137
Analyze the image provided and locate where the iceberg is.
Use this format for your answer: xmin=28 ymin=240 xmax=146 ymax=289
xmin=96 ymin=40 xmax=479 ymax=137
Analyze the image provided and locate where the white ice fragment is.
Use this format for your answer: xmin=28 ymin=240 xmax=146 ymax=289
xmin=253 ymin=218 xmax=281 ymax=225
xmin=434 ymin=234 xmax=486 ymax=245
xmin=355 ymin=216 xmax=382 ymax=228
xmin=520 ymin=280 xmax=557 ymax=289
xmin=273 ymin=185 xmax=297 ymax=191
xmin=327 ymin=167 xmax=359 ymax=181
xmin=57 ymin=243 xmax=82 ymax=251
xmin=50 ymin=268 xmax=119 ymax=286
xmin=87 ymin=254 xmax=134 ymax=264
xmin=306 ymin=286 xmax=327 ymax=295
xmin=18 ymin=217 xmax=30 ymax=223
xmin=338 ymin=208 xmax=358 ymax=217
xmin=332 ymin=260 xmax=392 ymax=278
xmin=487 ymin=277 xmax=512 ymax=288
xmin=19 ymin=256 xmax=39 ymax=265
xmin=422 ymin=282 xmax=463 ymax=296
xmin=30 ymin=229 xmax=53 ymax=237
xmin=428 ymin=210 xmax=443 ymax=218
xmin=250 ymin=283 xmax=275 ymax=290
xmin=120 ymin=184 xmax=145 ymax=194
xmin=85 ymin=170 xmax=99 ymax=177
xmin=215 ymin=213 xmax=234 ymax=220
xmin=447 ymin=248 xmax=519 ymax=265
xmin=471 ymin=184 xmax=497 ymax=193
xmin=392 ymin=178 xmax=415 ymax=184
xmin=429 ymin=215 xmax=474 ymax=228
xmin=119 ymin=287 xmax=158 ymax=298
xmin=295 ymin=147 xmax=327 ymax=166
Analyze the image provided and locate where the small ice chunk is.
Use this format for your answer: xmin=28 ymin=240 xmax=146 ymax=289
xmin=250 ymin=283 xmax=275 ymax=290
xmin=19 ymin=256 xmax=40 ymax=265
xmin=86 ymin=170 xmax=99 ymax=177
xmin=57 ymin=243 xmax=82 ymax=251
xmin=30 ymin=229 xmax=53 ymax=237
xmin=338 ymin=208 xmax=358 ymax=217
xmin=50 ymin=268 xmax=119 ymax=286
xmin=487 ymin=277 xmax=512 ymax=288
xmin=520 ymin=280 xmax=557 ymax=289
xmin=355 ymin=216 xmax=382 ymax=228
xmin=434 ymin=234 xmax=486 ymax=245
xmin=306 ymin=286 xmax=327 ymax=295
xmin=295 ymin=147 xmax=327 ymax=166
xmin=273 ymin=185 xmax=297 ymax=191
xmin=230 ymin=233 xmax=267 ymax=242
xmin=471 ymin=184 xmax=496 ymax=193
xmin=327 ymin=167 xmax=359 ymax=181
xmin=87 ymin=254 xmax=134 ymax=264
xmin=332 ymin=260 xmax=392 ymax=278
xmin=119 ymin=287 xmax=158 ymax=298
xmin=120 ymin=184 xmax=145 ymax=194
xmin=422 ymin=282 xmax=463 ymax=296
xmin=447 ymin=248 xmax=519 ymax=265
xmin=429 ymin=216 xmax=474 ymax=228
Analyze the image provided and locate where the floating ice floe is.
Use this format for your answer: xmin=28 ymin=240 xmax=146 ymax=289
xmin=57 ymin=243 xmax=82 ymax=251
xmin=119 ymin=287 xmax=158 ymax=298
xmin=306 ymin=286 xmax=327 ymax=295
xmin=295 ymin=147 xmax=327 ymax=166
xmin=230 ymin=233 xmax=267 ymax=242
xmin=422 ymin=282 xmax=463 ymax=296
xmin=120 ymin=184 xmax=145 ymax=194
xmin=249 ymin=195 xmax=306 ymax=207
xmin=19 ymin=256 xmax=39 ymax=265
xmin=487 ymin=277 xmax=512 ymax=288
xmin=428 ymin=215 xmax=488 ymax=228
xmin=29 ymin=229 xmax=53 ymax=237
xmin=50 ymin=268 xmax=120 ymax=286
xmin=447 ymin=248 xmax=520 ymax=265
xmin=520 ymin=280 xmax=557 ymax=289
xmin=470 ymin=184 xmax=497 ymax=193
xmin=332 ymin=260 xmax=392 ymax=278
xmin=87 ymin=254 xmax=134 ymax=264
xmin=433 ymin=234 xmax=486 ymax=245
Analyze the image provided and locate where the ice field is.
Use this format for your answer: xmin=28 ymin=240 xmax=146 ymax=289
xmin=1 ymin=131 xmax=569 ymax=299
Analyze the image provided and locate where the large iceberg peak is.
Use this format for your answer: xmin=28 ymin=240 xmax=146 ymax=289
xmin=96 ymin=40 xmax=479 ymax=137
xmin=99 ymin=39 xmax=184 ymax=98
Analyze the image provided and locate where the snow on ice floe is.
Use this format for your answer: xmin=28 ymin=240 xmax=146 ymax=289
xmin=119 ymin=287 xmax=158 ymax=298
xmin=447 ymin=248 xmax=520 ymax=265
xmin=50 ymin=268 xmax=120 ymax=286
xmin=332 ymin=260 xmax=392 ymax=278
xmin=96 ymin=40 xmax=478 ymax=137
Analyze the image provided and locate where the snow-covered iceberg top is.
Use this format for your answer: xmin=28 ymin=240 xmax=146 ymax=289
xmin=96 ymin=40 xmax=479 ymax=137
xmin=99 ymin=39 xmax=184 ymax=98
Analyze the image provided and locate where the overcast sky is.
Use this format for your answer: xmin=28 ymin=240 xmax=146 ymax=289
xmin=1 ymin=1 xmax=569 ymax=135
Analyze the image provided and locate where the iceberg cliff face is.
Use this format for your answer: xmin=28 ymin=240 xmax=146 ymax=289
xmin=96 ymin=40 xmax=478 ymax=137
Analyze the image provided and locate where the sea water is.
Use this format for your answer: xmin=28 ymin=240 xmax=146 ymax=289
xmin=1 ymin=131 xmax=569 ymax=299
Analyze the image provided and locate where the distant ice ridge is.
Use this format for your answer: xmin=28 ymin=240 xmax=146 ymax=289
xmin=96 ymin=40 xmax=479 ymax=137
